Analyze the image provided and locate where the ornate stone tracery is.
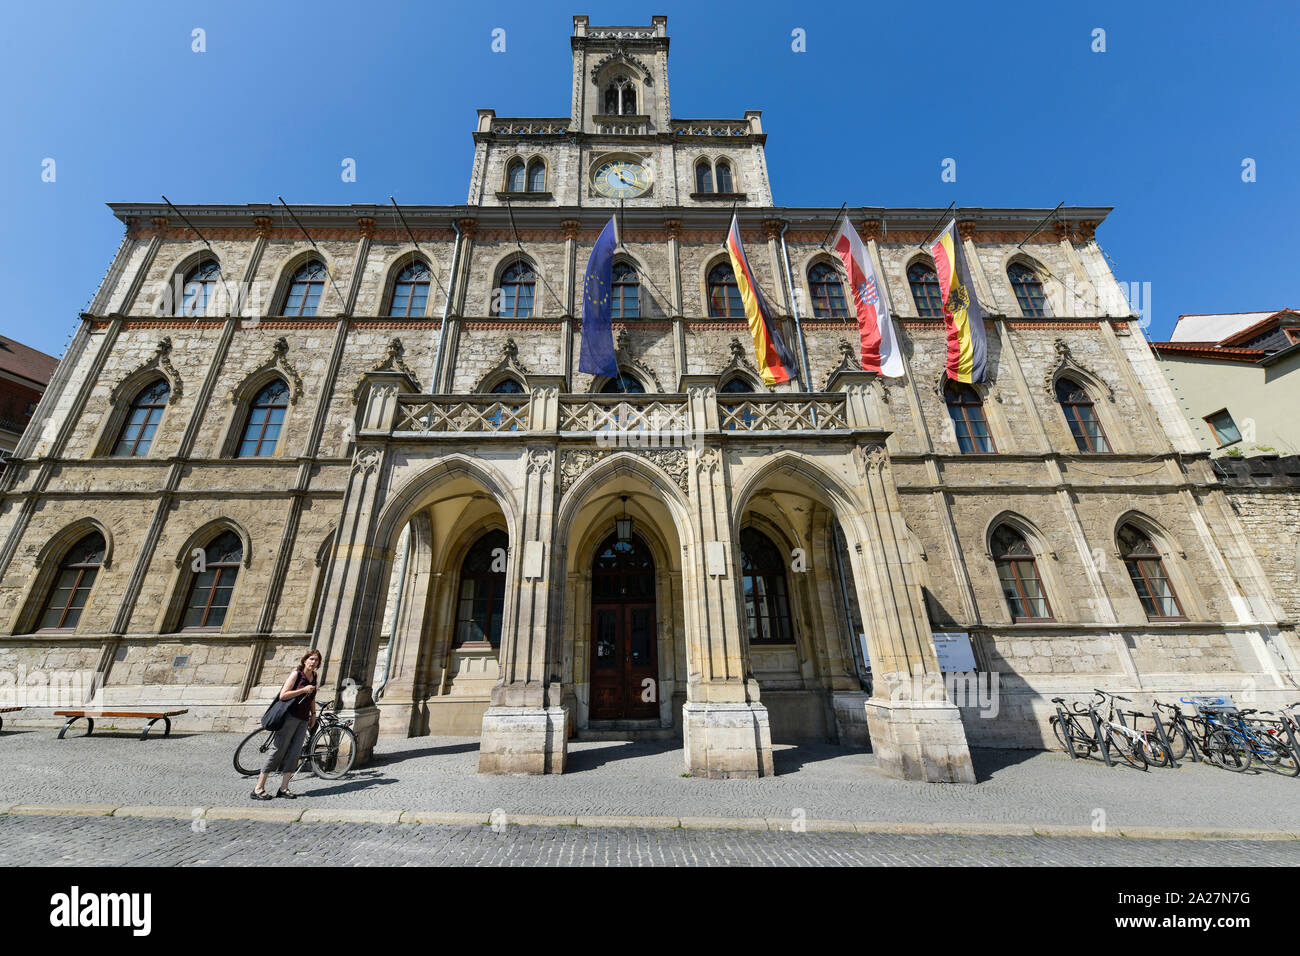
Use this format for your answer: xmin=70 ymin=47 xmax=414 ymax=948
xmin=110 ymin=336 xmax=183 ymax=406
xmin=1044 ymin=338 xmax=1114 ymax=402
xmin=352 ymin=337 xmax=421 ymax=403
xmin=558 ymin=447 xmax=689 ymax=497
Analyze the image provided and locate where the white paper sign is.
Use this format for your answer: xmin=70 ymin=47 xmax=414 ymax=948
xmin=705 ymin=541 xmax=727 ymax=577
xmin=522 ymin=540 xmax=544 ymax=579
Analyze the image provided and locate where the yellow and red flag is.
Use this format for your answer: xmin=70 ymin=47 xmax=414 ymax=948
xmin=929 ymin=220 xmax=987 ymax=384
xmin=726 ymin=215 xmax=797 ymax=385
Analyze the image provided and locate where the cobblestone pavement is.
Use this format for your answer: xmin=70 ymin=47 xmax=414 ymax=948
xmin=3 ymin=814 xmax=1297 ymax=866
xmin=3 ymin=727 xmax=1300 ymax=833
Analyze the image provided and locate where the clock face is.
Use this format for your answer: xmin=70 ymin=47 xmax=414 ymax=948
xmin=593 ymin=159 xmax=650 ymax=199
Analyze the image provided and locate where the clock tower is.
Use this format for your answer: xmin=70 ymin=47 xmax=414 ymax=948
xmin=467 ymin=15 xmax=774 ymax=208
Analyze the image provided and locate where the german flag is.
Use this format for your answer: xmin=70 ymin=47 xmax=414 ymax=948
xmin=726 ymin=215 xmax=797 ymax=385
xmin=930 ymin=220 xmax=987 ymax=384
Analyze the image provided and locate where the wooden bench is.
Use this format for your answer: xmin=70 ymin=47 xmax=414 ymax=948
xmin=54 ymin=710 xmax=188 ymax=740
xmin=0 ymin=707 xmax=19 ymax=731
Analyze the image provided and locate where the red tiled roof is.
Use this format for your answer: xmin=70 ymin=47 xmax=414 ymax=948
xmin=0 ymin=336 xmax=59 ymax=387
xmin=1148 ymin=341 xmax=1267 ymax=363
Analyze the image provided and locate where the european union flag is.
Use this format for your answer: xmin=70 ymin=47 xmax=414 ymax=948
xmin=578 ymin=216 xmax=619 ymax=379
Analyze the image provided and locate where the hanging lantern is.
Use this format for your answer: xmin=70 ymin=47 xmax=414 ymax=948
xmin=616 ymin=495 xmax=633 ymax=542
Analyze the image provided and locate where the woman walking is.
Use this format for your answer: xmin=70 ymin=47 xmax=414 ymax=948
xmin=251 ymin=649 xmax=321 ymax=800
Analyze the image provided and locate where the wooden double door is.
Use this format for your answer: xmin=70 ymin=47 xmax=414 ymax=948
xmin=589 ymin=532 xmax=658 ymax=720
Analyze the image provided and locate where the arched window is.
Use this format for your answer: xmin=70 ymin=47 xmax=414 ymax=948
xmin=237 ymin=380 xmax=289 ymax=458
xmin=526 ymin=159 xmax=546 ymax=192
xmin=611 ymin=261 xmax=640 ymax=318
xmin=496 ymin=261 xmax=536 ymax=317
xmin=1118 ymin=524 xmax=1185 ymax=620
xmin=719 ymin=377 xmax=754 ymax=393
xmin=506 ymin=159 xmax=525 ymax=193
xmin=1008 ymin=263 xmax=1049 ymax=317
xmin=715 ymin=160 xmax=734 ymax=193
xmin=603 ymin=76 xmax=636 ymax=115
xmin=283 ymin=260 xmax=327 ymax=316
xmin=944 ymin=380 xmax=995 ymax=453
xmin=490 ymin=377 xmax=526 ymax=394
xmin=808 ymin=262 xmax=848 ymax=318
xmin=600 ymin=371 xmax=646 ymax=393
xmin=1055 ymin=378 xmax=1110 ymax=452
xmin=908 ymin=262 xmax=944 ymax=318
xmin=707 ymin=263 xmax=743 ymax=317
xmin=455 ymin=530 xmax=508 ymax=647
xmin=991 ymin=525 xmax=1052 ymax=621
xmin=112 ymin=379 xmax=170 ymax=457
xmin=388 ymin=260 xmax=431 ymax=317
xmin=181 ymin=530 xmax=242 ymax=629
xmin=181 ymin=260 xmax=220 ymax=316
xmin=741 ymin=527 xmax=794 ymax=644
xmin=37 ymin=532 xmax=105 ymax=630
xmin=695 ymin=160 xmax=713 ymax=194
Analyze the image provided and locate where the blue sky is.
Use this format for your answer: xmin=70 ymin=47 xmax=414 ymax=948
xmin=2 ymin=0 xmax=1297 ymax=358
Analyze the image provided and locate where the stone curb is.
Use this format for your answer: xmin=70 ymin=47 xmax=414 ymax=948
xmin=3 ymin=804 xmax=1300 ymax=841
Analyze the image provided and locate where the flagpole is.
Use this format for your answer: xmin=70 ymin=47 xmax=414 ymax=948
xmin=1016 ymin=201 xmax=1065 ymax=249
xmin=162 ymin=194 xmax=236 ymax=317
xmin=918 ymin=202 xmax=956 ymax=251
xmin=818 ymin=202 xmax=848 ymax=250
xmin=389 ymin=195 xmax=452 ymax=306
xmin=503 ymin=196 xmax=565 ymax=314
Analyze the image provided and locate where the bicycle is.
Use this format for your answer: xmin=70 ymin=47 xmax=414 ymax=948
xmin=233 ymin=699 xmax=358 ymax=780
xmin=1091 ymin=689 xmax=1169 ymax=770
xmin=1152 ymin=699 xmax=1199 ymax=762
xmin=1050 ymin=696 xmax=1101 ymax=758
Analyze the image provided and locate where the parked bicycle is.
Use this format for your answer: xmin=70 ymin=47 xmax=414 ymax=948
xmin=1051 ymin=690 xmax=1169 ymax=770
xmin=234 ymin=699 xmax=358 ymax=780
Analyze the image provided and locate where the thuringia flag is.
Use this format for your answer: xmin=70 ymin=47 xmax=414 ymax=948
xmin=832 ymin=216 xmax=905 ymax=378
xmin=929 ymin=219 xmax=987 ymax=384
xmin=725 ymin=215 xmax=797 ymax=385
xmin=578 ymin=216 xmax=619 ymax=378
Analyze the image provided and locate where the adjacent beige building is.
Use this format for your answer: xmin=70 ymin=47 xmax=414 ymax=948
xmin=1153 ymin=309 xmax=1300 ymax=458
xmin=1 ymin=16 xmax=1296 ymax=783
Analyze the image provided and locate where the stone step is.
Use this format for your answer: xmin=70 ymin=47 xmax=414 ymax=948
xmin=578 ymin=720 xmax=680 ymax=741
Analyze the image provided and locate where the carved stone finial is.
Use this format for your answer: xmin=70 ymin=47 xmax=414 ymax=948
xmin=728 ymin=337 xmax=746 ymax=362
xmin=253 ymin=216 xmax=275 ymax=238
xmin=357 ymin=217 xmax=376 ymax=239
xmin=616 ymin=329 xmax=630 ymax=353
xmin=956 ymin=220 xmax=977 ymax=242
xmin=561 ymin=220 xmax=582 ymax=240
xmin=503 ymin=338 xmax=519 ymax=360
xmin=273 ymin=336 xmax=290 ymax=358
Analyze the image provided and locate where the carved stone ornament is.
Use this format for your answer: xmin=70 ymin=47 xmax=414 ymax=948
xmin=823 ymin=338 xmax=861 ymax=390
xmin=589 ymin=334 xmax=663 ymax=393
xmin=857 ymin=442 xmax=888 ymax=475
xmin=558 ymin=448 xmax=689 ymax=498
xmin=721 ymin=337 xmax=764 ymax=389
xmin=1043 ymin=338 xmax=1114 ymax=402
xmin=526 ymin=448 xmax=553 ymax=475
xmin=695 ymin=447 xmax=721 ymax=474
xmin=111 ymin=337 xmax=183 ymax=406
xmin=474 ymin=337 xmax=532 ymax=392
xmin=931 ymin=366 xmax=996 ymax=401
xmin=230 ymin=337 xmax=303 ymax=406
xmin=351 ymin=446 xmax=382 ymax=475
xmin=589 ymin=48 xmax=654 ymax=84
xmin=353 ymin=337 xmax=421 ymax=403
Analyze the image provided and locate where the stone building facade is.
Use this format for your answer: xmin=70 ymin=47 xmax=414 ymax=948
xmin=1 ymin=16 xmax=1296 ymax=782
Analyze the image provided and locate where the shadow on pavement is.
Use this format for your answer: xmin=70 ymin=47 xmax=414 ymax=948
xmin=368 ymin=741 xmax=480 ymax=766
xmin=565 ymin=740 xmax=681 ymax=773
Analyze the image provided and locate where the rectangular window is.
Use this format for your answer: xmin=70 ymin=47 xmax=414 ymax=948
xmin=1204 ymin=409 xmax=1241 ymax=447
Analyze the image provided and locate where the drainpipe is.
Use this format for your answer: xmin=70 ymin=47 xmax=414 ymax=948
xmin=431 ymin=219 xmax=463 ymax=394
xmin=374 ymin=525 xmax=411 ymax=700
xmin=778 ymin=221 xmax=814 ymax=394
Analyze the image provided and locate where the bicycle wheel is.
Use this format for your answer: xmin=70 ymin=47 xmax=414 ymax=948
xmin=308 ymin=724 xmax=358 ymax=779
xmin=1256 ymin=733 xmax=1300 ymax=777
xmin=234 ymin=728 xmax=274 ymax=777
xmin=1106 ymin=728 xmax=1148 ymax=770
xmin=1139 ymin=734 xmax=1171 ymax=768
xmin=1162 ymin=721 xmax=1190 ymax=761
xmin=1205 ymin=729 xmax=1252 ymax=773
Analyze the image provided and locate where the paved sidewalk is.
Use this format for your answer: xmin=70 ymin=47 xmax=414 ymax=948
xmin=2 ymin=728 xmax=1300 ymax=835
xmin=4 ymin=814 xmax=1298 ymax=866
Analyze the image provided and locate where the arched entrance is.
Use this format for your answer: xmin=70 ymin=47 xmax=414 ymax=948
xmin=589 ymin=531 xmax=658 ymax=720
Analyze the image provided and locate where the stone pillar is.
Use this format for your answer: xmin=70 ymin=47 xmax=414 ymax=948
xmin=834 ymin=374 xmax=975 ymax=782
xmin=478 ymin=384 xmax=566 ymax=773
xmin=680 ymin=378 xmax=774 ymax=777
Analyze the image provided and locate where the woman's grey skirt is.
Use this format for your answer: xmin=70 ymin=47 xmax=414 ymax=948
xmin=262 ymin=714 xmax=309 ymax=774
